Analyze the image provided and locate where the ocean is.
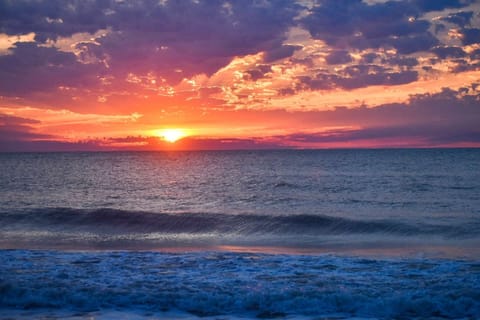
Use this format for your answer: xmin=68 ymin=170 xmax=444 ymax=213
xmin=1 ymin=149 xmax=479 ymax=319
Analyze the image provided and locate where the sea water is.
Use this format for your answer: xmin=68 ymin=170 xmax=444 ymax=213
xmin=0 ymin=149 xmax=479 ymax=319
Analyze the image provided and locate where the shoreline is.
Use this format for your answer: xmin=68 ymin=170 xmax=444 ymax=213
xmin=1 ymin=242 xmax=479 ymax=259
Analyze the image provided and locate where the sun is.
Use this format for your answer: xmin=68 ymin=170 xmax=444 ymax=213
xmin=155 ymin=129 xmax=186 ymax=143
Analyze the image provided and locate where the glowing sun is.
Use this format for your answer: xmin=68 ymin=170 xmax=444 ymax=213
xmin=155 ymin=129 xmax=186 ymax=143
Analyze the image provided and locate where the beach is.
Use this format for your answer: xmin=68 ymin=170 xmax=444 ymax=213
xmin=1 ymin=149 xmax=480 ymax=319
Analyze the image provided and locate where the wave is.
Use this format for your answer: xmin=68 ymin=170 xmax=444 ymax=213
xmin=1 ymin=207 xmax=478 ymax=239
xmin=1 ymin=250 xmax=479 ymax=318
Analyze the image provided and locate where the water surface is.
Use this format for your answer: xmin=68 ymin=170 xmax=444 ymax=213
xmin=1 ymin=149 xmax=479 ymax=319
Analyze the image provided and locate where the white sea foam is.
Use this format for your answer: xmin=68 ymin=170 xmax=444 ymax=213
xmin=1 ymin=250 xmax=479 ymax=319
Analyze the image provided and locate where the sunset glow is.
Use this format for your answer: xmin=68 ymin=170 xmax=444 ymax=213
xmin=1 ymin=0 xmax=480 ymax=151
xmin=1 ymin=2 xmax=480 ymax=317
xmin=155 ymin=129 xmax=187 ymax=143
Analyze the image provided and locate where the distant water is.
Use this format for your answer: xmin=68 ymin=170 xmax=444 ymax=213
xmin=1 ymin=149 xmax=480 ymax=319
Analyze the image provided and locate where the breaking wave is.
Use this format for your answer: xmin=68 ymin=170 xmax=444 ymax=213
xmin=2 ymin=207 xmax=479 ymax=236
xmin=1 ymin=250 xmax=479 ymax=319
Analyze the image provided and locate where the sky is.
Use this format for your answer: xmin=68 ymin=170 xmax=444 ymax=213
xmin=1 ymin=0 xmax=480 ymax=151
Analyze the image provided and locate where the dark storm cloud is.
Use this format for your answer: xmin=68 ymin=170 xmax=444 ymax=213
xmin=301 ymin=0 xmax=471 ymax=52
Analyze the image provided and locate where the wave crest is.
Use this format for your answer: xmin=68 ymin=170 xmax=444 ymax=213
xmin=1 ymin=207 xmax=477 ymax=238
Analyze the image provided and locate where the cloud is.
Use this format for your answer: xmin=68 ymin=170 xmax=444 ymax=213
xmin=0 ymin=114 xmax=53 ymax=151
xmin=0 ymin=113 xmax=38 ymax=126
xmin=0 ymin=0 xmax=479 ymax=150
xmin=461 ymin=28 xmax=480 ymax=45
xmin=0 ymin=0 xmax=301 ymax=102
xmin=300 ymin=0 xmax=472 ymax=53
xmin=382 ymin=56 xmax=419 ymax=67
xmin=387 ymin=33 xmax=439 ymax=54
xmin=0 ymin=42 xmax=100 ymax=96
xmin=411 ymin=0 xmax=472 ymax=12
xmin=1 ymin=0 xmax=478 ymax=107
xmin=440 ymin=11 xmax=474 ymax=26
xmin=102 ymin=0 xmax=300 ymax=81
xmin=281 ymin=124 xmax=480 ymax=146
xmin=361 ymin=52 xmax=379 ymax=63
xmin=244 ymin=65 xmax=273 ymax=81
xmin=431 ymin=46 xmax=466 ymax=59
xmin=286 ymin=0 xmax=479 ymax=96
xmin=325 ymin=50 xmax=352 ymax=65
xmin=470 ymin=48 xmax=480 ymax=59
xmin=240 ymin=85 xmax=480 ymax=147
xmin=263 ymin=45 xmax=302 ymax=63
xmin=1 ymin=0 xmax=300 ymax=73
xmin=0 ymin=134 xmax=286 ymax=152
xmin=176 ymin=137 xmax=285 ymax=150
xmin=296 ymin=64 xmax=418 ymax=91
